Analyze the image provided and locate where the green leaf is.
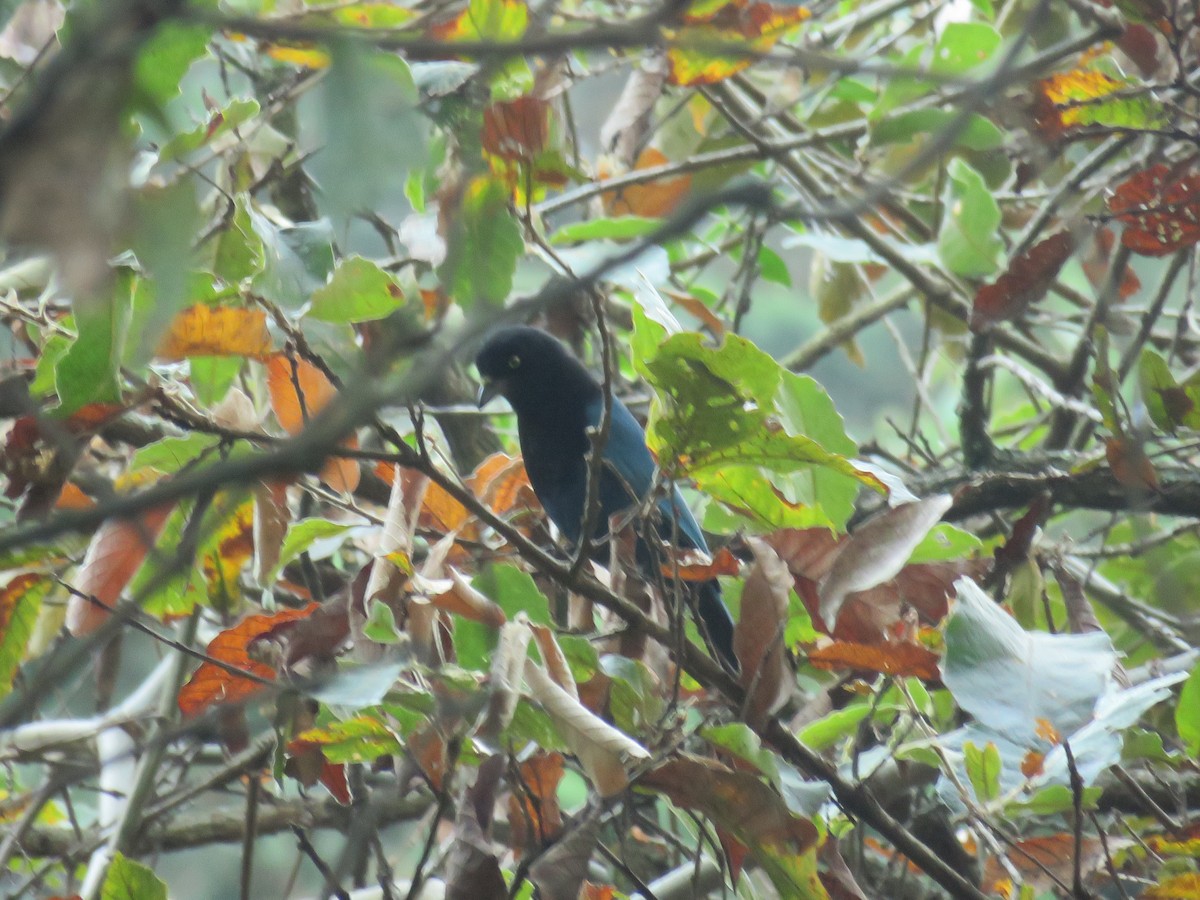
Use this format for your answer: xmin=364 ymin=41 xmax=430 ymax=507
xmin=134 ymin=23 xmax=211 ymax=106
xmin=1139 ymin=348 xmax=1199 ymax=431
xmin=439 ymin=177 xmax=524 ymax=307
xmin=297 ymin=713 xmax=404 ymax=763
xmin=190 ymin=356 xmax=244 ymax=408
xmin=937 ymin=158 xmax=1002 ymax=277
xmin=1178 ymin=662 xmax=1200 ymax=756
xmin=551 ymin=216 xmax=662 ymax=244
xmin=252 ymin=215 xmax=337 ymax=308
xmin=129 ymin=180 xmax=203 ymax=364
xmin=773 ymin=371 xmax=860 ymax=529
xmin=158 ymin=98 xmax=261 ymax=162
xmin=701 ymin=722 xmax=781 ymax=782
xmin=473 ymin=563 xmax=550 ymax=624
xmin=797 ymin=704 xmax=870 ymax=751
xmin=30 ymin=333 xmax=71 ymax=395
xmin=908 ymin=523 xmax=983 ymax=563
xmin=872 ymin=110 xmax=1004 ymax=151
xmin=102 ymin=852 xmax=167 ymax=900
xmin=279 ymin=519 xmax=354 ymax=569
xmin=56 ymin=278 xmax=132 ymax=414
xmin=604 ymin=656 xmax=664 ymax=735
xmin=309 ymin=256 xmax=405 ymax=323
xmin=213 ymin=196 xmax=266 ymax=284
xmin=312 ymin=45 xmax=423 ymax=222
xmin=758 ymin=245 xmax=792 ymax=286
xmin=1009 ymin=784 xmax=1101 ymax=816
xmin=932 ymin=23 xmax=1000 ymax=74
xmin=132 ymin=433 xmax=221 ymax=473
xmin=363 ymin=599 xmax=404 ymax=644
xmin=0 ymin=574 xmax=49 ymax=697
xmin=963 ymin=740 xmax=1002 ymax=802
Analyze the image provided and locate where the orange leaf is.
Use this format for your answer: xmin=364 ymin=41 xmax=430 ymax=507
xmin=266 ymin=353 xmax=358 ymax=489
xmin=1105 ymin=435 xmax=1159 ymax=491
xmin=157 ymin=305 xmax=272 ymax=360
xmin=807 ymin=640 xmax=941 ymax=681
xmin=601 ymin=148 xmax=692 ymax=218
xmin=508 ymin=751 xmax=565 ymax=853
xmin=1034 ymin=717 xmax=1063 ymax=745
xmin=319 ymin=436 xmax=361 ymax=493
xmin=482 ymin=96 xmax=550 ymax=161
xmin=67 ymin=503 xmax=175 ymax=636
xmin=178 ymin=602 xmax=319 ymax=717
xmin=659 ymin=545 xmax=741 ymax=581
xmin=55 ymin=482 xmax=94 ymax=510
xmin=469 ymin=451 xmax=533 ymax=516
xmin=265 ymin=353 xmax=338 ymax=433
xmin=1109 ymin=163 xmax=1200 ymax=257
xmin=971 ymin=232 xmax=1074 ymax=329
xmin=1020 ymin=750 xmax=1045 ymax=778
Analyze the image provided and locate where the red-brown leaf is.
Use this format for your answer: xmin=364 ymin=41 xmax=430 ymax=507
xmin=1109 ymin=163 xmax=1200 ymax=257
xmin=178 ymin=603 xmax=319 ymax=717
xmin=972 ymin=232 xmax=1074 ymax=329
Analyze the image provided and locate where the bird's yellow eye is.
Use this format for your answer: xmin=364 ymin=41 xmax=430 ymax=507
xmin=508 ymin=354 xmax=521 ymax=369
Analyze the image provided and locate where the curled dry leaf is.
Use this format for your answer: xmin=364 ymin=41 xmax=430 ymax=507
xmin=529 ymin=622 xmax=577 ymax=699
xmin=734 ymin=538 xmax=793 ymax=727
xmin=640 ymin=755 xmax=819 ymax=863
xmin=599 ymin=51 xmax=668 ymax=166
xmin=523 ymin=658 xmax=650 ymax=797
xmin=67 ymin=503 xmax=174 ymax=636
xmin=477 ymin=619 xmax=532 ymax=740
xmin=252 ymin=479 xmax=289 ymax=585
xmin=818 ymin=494 xmax=953 ymax=630
xmin=431 ymin=568 xmax=507 ymax=628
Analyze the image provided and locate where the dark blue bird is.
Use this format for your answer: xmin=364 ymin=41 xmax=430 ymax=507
xmin=475 ymin=325 xmax=737 ymax=668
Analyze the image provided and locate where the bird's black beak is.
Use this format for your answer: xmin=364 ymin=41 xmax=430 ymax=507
xmin=477 ymin=378 xmax=504 ymax=408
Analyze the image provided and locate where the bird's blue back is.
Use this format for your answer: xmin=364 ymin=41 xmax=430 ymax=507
xmin=584 ymin=396 xmax=709 ymax=553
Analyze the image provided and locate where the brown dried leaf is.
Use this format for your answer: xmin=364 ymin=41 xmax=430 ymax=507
xmin=734 ymin=538 xmax=792 ymax=727
xmin=818 ymin=495 xmax=953 ymax=629
xmin=971 ymin=232 xmax=1074 ymax=329
xmin=67 ymin=503 xmax=174 ymax=636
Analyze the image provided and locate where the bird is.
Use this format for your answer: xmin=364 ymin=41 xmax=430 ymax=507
xmin=475 ymin=325 xmax=737 ymax=669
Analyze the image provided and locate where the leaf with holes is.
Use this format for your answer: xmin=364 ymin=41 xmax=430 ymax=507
xmin=1109 ymin=163 xmax=1200 ymax=257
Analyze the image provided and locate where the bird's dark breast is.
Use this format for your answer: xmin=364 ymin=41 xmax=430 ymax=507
xmin=516 ymin=402 xmax=591 ymax=541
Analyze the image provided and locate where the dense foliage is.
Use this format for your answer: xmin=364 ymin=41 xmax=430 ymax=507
xmin=0 ymin=0 xmax=1198 ymax=897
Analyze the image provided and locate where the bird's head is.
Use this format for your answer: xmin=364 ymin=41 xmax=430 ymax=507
xmin=475 ymin=325 xmax=594 ymax=410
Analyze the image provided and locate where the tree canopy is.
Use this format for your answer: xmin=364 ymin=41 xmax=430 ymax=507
xmin=0 ymin=0 xmax=1198 ymax=897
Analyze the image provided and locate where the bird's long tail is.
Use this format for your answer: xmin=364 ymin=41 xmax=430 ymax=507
xmin=696 ymin=579 xmax=738 ymax=672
